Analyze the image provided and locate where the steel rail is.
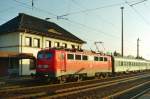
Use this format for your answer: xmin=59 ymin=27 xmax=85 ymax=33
xmin=0 ymin=72 xmax=150 ymax=98
xmin=104 ymin=81 xmax=150 ymax=99
xmin=37 ymin=74 xmax=150 ymax=99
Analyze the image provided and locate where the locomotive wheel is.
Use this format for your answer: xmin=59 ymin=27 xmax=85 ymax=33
xmin=59 ymin=76 xmax=67 ymax=84
xmin=78 ymin=76 xmax=83 ymax=82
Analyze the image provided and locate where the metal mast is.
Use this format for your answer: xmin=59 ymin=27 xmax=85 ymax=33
xmin=121 ymin=7 xmax=124 ymax=57
xmin=137 ymin=38 xmax=140 ymax=58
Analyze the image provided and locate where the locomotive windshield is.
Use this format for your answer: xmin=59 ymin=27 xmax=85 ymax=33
xmin=37 ymin=52 xmax=52 ymax=59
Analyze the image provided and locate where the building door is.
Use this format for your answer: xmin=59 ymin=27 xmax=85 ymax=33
xmin=20 ymin=59 xmax=35 ymax=76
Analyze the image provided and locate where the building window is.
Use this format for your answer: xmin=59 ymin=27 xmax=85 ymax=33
xmin=71 ymin=45 xmax=75 ymax=49
xmin=77 ymin=45 xmax=80 ymax=50
xmin=62 ymin=43 xmax=67 ymax=48
xmin=45 ymin=40 xmax=51 ymax=48
xmin=54 ymin=42 xmax=60 ymax=47
xmin=33 ymin=38 xmax=40 ymax=48
xmin=25 ymin=37 xmax=32 ymax=47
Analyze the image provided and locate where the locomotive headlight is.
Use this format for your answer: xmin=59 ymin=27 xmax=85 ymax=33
xmin=43 ymin=65 xmax=48 ymax=68
xmin=38 ymin=65 xmax=42 ymax=68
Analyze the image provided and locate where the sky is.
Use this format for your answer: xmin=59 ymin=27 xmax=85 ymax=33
xmin=0 ymin=0 xmax=150 ymax=59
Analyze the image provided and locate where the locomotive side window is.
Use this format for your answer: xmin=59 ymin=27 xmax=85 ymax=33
xmin=82 ymin=55 xmax=88 ymax=60
xmin=94 ymin=57 xmax=98 ymax=61
xmin=75 ymin=55 xmax=81 ymax=60
xmin=99 ymin=57 xmax=103 ymax=61
xmin=67 ymin=54 xmax=74 ymax=60
xmin=104 ymin=57 xmax=107 ymax=61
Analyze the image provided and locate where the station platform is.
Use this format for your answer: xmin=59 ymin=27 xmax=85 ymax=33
xmin=0 ymin=76 xmax=33 ymax=86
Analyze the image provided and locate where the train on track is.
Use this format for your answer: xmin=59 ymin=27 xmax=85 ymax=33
xmin=36 ymin=48 xmax=150 ymax=82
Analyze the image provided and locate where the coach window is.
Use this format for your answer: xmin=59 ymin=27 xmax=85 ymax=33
xmin=135 ymin=62 xmax=136 ymax=66
xmin=127 ymin=62 xmax=129 ymax=66
xmin=75 ymin=55 xmax=81 ymax=60
xmin=82 ymin=55 xmax=88 ymax=60
xmin=121 ymin=61 xmax=123 ymax=66
xmin=104 ymin=57 xmax=107 ymax=61
xmin=67 ymin=54 xmax=74 ymax=60
xmin=25 ymin=37 xmax=32 ymax=47
xmin=94 ymin=56 xmax=98 ymax=61
xmin=124 ymin=62 xmax=127 ymax=66
xmin=119 ymin=61 xmax=122 ymax=66
xmin=99 ymin=57 xmax=103 ymax=61
xmin=33 ymin=38 xmax=40 ymax=48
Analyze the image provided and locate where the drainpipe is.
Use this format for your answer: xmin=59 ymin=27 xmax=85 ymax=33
xmin=20 ymin=33 xmax=23 ymax=76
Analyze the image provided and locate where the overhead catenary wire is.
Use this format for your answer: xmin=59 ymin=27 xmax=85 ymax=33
xmin=12 ymin=0 xmax=120 ymax=40
xmin=59 ymin=0 xmax=142 ymax=17
xmin=13 ymin=0 xmax=57 ymax=18
xmin=59 ymin=2 xmax=124 ymax=17
xmin=0 ymin=0 xmax=142 ymax=54
xmin=10 ymin=0 xmax=120 ymax=41
xmin=124 ymin=0 xmax=150 ymax=26
xmin=70 ymin=0 xmax=120 ymax=33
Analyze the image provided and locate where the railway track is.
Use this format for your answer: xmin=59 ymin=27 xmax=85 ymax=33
xmin=0 ymin=72 xmax=146 ymax=91
xmin=0 ymin=72 xmax=150 ymax=99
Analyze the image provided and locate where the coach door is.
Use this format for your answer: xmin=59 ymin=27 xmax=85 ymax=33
xmin=60 ymin=52 xmax=66 ymax=72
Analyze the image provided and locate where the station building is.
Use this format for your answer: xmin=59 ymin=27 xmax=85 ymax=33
xmin=0 ymin=13 xmax=85 ymax=76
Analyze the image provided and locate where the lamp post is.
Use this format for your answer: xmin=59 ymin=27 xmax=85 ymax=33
xmin=121 ymin=7 xmax=124 ymax=57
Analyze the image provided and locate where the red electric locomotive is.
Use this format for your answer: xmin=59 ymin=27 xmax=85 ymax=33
xmin=36 ymin=48 xmax=113 ymax=82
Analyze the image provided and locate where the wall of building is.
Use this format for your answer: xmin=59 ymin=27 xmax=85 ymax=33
xmin=0 ymin=32 xmax=83 ymax=76
xmin=0 ymin=32 xmax=19 ymax=52
xmin=19 ymin=32 xmax=83 ymax=57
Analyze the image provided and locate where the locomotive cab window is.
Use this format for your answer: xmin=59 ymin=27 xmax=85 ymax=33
xmin=67 ymin=54 xmax=74 ymax=60
xmin=37 ymin=52 xmax=52 ymax=59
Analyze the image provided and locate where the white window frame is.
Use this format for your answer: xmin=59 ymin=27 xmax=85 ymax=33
xmin=25 ymin=37 xmax=32 ymax=47
xmin=33 ymin=38 xmax=40 ymax=48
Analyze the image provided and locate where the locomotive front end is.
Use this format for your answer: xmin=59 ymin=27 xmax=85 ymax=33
xmin=36 ymin=50 xmax=56 ymax=79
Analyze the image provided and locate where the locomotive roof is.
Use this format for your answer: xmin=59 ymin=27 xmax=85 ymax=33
xmin=0 ymin=13 xmax=86 ymax=44
xmin=40 ymin=48 xmax=110 ymax=56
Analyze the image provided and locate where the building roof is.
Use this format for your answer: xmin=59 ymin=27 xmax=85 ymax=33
xmin=0 ymin=13 xmax=86 ymax=44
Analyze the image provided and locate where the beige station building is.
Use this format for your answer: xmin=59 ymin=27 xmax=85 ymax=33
xmin=0 ymin=13 xmax=85 ymax=76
